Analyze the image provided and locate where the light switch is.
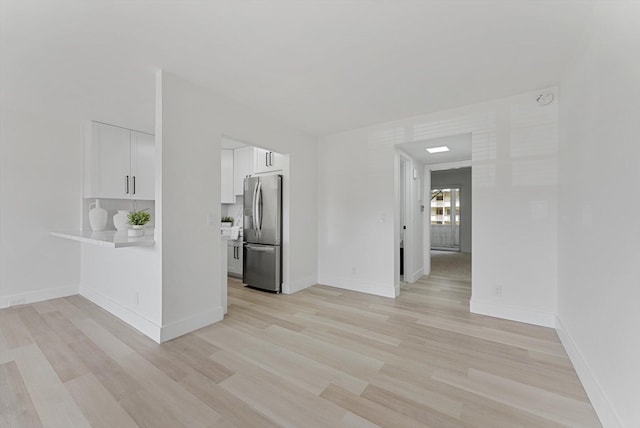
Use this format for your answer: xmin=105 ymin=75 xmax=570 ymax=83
xmin=207 ymin=214 xmax=216 ymax=226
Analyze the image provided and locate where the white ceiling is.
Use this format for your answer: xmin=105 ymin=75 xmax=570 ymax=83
xmin=0 ymin=1 xmax=595 ymax=136
xmin=398 ymin=133 xmax=472 ymax=165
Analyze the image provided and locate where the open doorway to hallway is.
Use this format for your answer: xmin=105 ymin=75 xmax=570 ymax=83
xmin=430 ymin=166 xmax=472 ymax=254
xmin=430 ymin=187 xmax=461 ymax=251
xmin=395 ymin=133 xmax=472 ymax=290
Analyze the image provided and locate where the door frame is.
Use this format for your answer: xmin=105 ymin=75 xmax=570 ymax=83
xmin=396 ymin=151 xmax=416 ymax=289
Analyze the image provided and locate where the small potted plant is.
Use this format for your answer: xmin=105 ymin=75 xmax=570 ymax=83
xmin=127 ymin=209 xmax=151 ymax=237
xmin=221 ymin=216 xmax=234 ymax=227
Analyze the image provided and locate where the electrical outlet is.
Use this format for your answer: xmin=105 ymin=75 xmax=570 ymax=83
xmin=134 ymin=292 xmax=140 ymax=305
xmin=493 ymin=285 xmax=502 ymax=297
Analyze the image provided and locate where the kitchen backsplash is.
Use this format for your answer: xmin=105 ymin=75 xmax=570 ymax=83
xmin=83 ymin=198 xmax=155 ymax=231
xmin=222 ymin=195 xmax=243 ymax=227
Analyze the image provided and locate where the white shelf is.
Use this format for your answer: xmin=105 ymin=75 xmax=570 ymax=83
xmin=51 ymin=230 xmax=155 ymax=248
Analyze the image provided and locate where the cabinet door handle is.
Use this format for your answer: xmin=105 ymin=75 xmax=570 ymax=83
xmin=265 ymin=152 xmax=268 ymax=167
xmin=132 ymin=176 xmax=136 ymax=195
xmin=125 ymin=176 xmax=129 ymax=194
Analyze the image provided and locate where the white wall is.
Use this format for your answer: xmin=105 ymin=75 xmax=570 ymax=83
xmin=318 ymin=127 xmax=397 ymax=297
xmin=158 ymin=71 xmax=318 ymax=338
xmin=81 ymin=244 xmax=162 ymax=339
xmin=0 ymin=109 xmax=81 ymax=307
xmin=558 ymin=3 xmax=640 ymax=427
xmin=431 ymin=167 xmax=472 ymax=253
xmin=318 ymin=89 xmax=559 ymax=327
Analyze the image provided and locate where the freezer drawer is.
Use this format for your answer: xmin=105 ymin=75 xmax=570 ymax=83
xmin=243 ymin=243 xmax=281 ymax=293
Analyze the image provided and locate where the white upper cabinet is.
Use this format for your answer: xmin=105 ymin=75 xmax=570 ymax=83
xmin=130 ymin=131 xmax=155 ymax=200
xmin=233 ymin=146 xmax=252 ymax=196
xmin=221 ymin=145 xmax=285 ymax=203
xmin=221 ymin=149 xmax=235 ymax=204
xmin=253 ymin=147 xmax=283 ymax=173
xmin=84 ymin=122 xmax=155 ymax=200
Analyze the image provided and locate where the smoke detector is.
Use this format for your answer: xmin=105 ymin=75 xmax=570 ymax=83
xmin=536 ymin=92 xmax=554 ymax=106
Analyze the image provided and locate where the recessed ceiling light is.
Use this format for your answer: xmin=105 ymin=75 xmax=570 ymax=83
xmin=426 ymin=146 xmax=450 ymax=154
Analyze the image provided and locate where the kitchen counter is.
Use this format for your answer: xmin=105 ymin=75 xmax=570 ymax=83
xmin=51 ymin=230 xmax=155 ymax=248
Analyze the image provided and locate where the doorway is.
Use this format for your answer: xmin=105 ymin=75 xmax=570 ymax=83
xmin=430 ymin=187 xmax=461 ymax=251
xmin=429 ymin=166 xmax=471 ymax=254
xmin=399 ymin=155 xmax=413 ymax=282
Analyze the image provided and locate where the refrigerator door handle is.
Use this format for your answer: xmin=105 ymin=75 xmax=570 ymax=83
xmin=252 ymin=180 xmax=259 ymax=234
xmin=245 ymin=244 xmax=275 ymax=253
xmin=256 ymin=181 xmax=263 ymax=234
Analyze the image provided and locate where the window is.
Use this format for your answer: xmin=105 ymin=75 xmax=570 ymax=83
xmin=430 ymin=188 xmax=460 ymax=225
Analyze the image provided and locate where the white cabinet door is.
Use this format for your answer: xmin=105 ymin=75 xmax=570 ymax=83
xmin=85 ymin=122 xmax=156 ymax=200
xmin=221 ymin=149 xmax=235 ymax=204
xmin=227 ymin=240 xmax=242 ymax=276
xmin=130 ymin=131 xmax=155 ymax=200
xmin=227 ymin=241 xmax=236 ymax=272
xmin=86 ymin=122 xmax=131 ymax=199
xmin=227 ymin=240 xmax=242 ymax=277
xmin=269 ymin=151 xmax=284 ymax=171
xmin=233 ymin=146 xmax=252 ymax=196
xmin=235 ymin=241 xmax=243 ymax=275
xmin=253 ymin=147 xmax=283 ymax=173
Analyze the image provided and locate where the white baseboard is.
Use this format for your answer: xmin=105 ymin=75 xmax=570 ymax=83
xmin=317 ymin=276 xmax=396 ymax=298
xmin=160 ymin=307 xmax=223 ymax=343
xmin=407 ymin=267 xmax=424 ymax=284
xmin=470 ymin=299 xmax=556 ymax=328
xmin=1 ymin=285 xmax=79 ymax=309
xmin=80 ymin=286 xmax=163 ymax=343
xmin=283 ymin=275 xmax=317 ymax=295
xmin=556 ymin=317 xmax=622 ymax=428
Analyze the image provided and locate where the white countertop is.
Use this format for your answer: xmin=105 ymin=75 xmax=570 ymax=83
xmin=220 ymin=226 xmax=241 ymax=240
xmin=51 ymin=230 xmax=155 ymax=248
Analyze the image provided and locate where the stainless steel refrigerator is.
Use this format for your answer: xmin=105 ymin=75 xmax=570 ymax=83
xmin=243 ymin=174 xmax=282 ymax=292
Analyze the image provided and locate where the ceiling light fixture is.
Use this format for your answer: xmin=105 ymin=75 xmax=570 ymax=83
xmin=426 ymin=146 xmax=450 ymax=154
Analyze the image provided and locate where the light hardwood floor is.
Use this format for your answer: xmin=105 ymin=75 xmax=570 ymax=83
xmin=0 ymin=256 xmax=601 ymax=427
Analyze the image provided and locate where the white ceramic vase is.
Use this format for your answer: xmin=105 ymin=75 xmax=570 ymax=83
xmin=88 ymin=199 xmax=108 ymax=231
xmin=128 ymin=225 xmax=144 ymax=237
xmin=113 ymin=210 xmax=130 ymax=231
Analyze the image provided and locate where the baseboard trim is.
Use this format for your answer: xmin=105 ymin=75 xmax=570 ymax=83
xmin=470 ymin=299 xmax=556 ymax=328
xmin=556 ymin=317 xmax=622 ymax=428
xmin=408 ymin=267 xmax=424 ymax=283
xmin=283 ymin=275 xmax=317 ymax=295
xmin=317 ymin=277 xmax=396 ymax=298
xmin=80 ymin=286 xmax=163 ymax=343
xmin=160 ymin=307 xmax=223 ymax=343
xmin=1 ymin=285 xmax=79 ymax=309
